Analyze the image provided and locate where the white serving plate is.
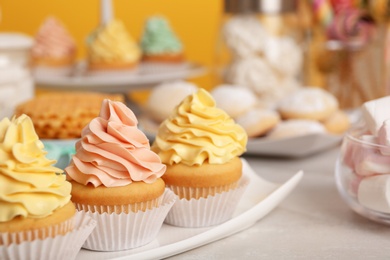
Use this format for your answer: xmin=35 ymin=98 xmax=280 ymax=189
xmin=34 ymin=62 xmax=207 ymax=93
xmin=75 ymin=159 xmax=303 ymax=260
xmin=246 ymin=133 xmax=343 ymax=157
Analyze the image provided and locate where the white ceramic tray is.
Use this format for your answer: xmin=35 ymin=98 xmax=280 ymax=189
xmin=34 ymin=62 xmax=207 ymax=93
xmin=75 ymin=159 xmax=303 ymax=260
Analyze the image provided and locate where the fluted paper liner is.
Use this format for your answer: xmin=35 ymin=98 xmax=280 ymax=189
xmin=0 ymin=211 xmax=97 ymax=260
xmin=79 ymin=189 xmax=176 ymax=251
xmin=165 ymin=176 xmax=250 ymax=228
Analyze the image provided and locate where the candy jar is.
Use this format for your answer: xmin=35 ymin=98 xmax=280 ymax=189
xmin=0 ymin=33 xmax=34 ymax=118
xmin=215 ymin=0 xmax=306 ymax=108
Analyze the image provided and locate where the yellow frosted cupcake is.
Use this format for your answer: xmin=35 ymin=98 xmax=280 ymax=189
xmin=0 ymin=114 xmax=75 ymax=245
xmin=65 ymin=99 xmax=176 ymax=251
xmin=152 ymin=88 xmax=249 ymax=227
xmin=86 ymin=19 xmax=141 ymax=75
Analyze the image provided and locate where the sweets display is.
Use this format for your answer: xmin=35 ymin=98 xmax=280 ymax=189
xmin=152 ymin=88 xmax=249 ymax=227
xmin=338 ymin=95 xmax=390 ymax=215
xmin=14 ymin=91 xmax=124 ymax=139
xmin=86 ymin=19 xmax=141 ymax=74
xmin=31 ymin=16 xmax=77 ymax=76
xmin=65 ymin=99 xmax=175 ymax=251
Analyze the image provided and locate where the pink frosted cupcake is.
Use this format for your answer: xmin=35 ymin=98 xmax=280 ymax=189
xmin=31 ymin=16 xmax=77 ymax=76
xmin=65 ymin=99 xmax=176 ymax=251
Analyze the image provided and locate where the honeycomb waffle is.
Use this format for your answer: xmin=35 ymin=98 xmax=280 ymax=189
xmin=15 ymin=92 xmax=124 ymax=139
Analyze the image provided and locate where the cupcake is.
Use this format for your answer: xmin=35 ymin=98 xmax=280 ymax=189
xmin=86 ymin=19 xmax=141 ymax=76
xmin=152 ymin=88 xmax=249 ymax=227
xmin=140 ymin=16 xmax=185 ymax=71
xmin=65 ymin=99 xmax=176 ymax=251
xmin=31 ymin=16 xmax=76 ymax=76
xmin=0 ymin=115 xmax=96 ymax=260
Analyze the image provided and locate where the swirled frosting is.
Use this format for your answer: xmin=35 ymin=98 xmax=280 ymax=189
xmin=152 ymin=88 xmax=247 ymax=166
xmin=65 ymin=99 xmax=166 ymax=188
xmin=31 ymin=16 xmax=76 ymax=59
xmin=140 ymin=16 xmax=183 ymax=55
xmin=87 ymin=19 xmax=141 ymax=64
xmin=0 ymin=114 xmax=70 ymax=222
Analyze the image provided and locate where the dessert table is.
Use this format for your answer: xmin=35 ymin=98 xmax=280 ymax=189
xmin=167 ymin=146 xmax=390 ymax=259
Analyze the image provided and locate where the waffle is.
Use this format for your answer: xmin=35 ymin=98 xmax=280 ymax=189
xmin=15 ymin=91 xmax=124 ymax=139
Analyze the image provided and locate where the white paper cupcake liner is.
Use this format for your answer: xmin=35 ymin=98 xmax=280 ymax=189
xmin=80 ymin=189 xmax=176 ymax=251
xmin=0 ymin=211 xmax=97 ymax=260
xmin=164 ymin=176 xmax=250 ymax=228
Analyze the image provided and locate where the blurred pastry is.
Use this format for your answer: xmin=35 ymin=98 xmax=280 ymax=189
xmin=140 ymin=16 xmax=184 ymax=63
xmin=86 ymin=19 xmax=141 ymax=74
xmin=236 ymin=107 xmax=280 ymax=138
xmin=145 ymin=80 xmax=198 ymax=123
xmin=211 ymin=84 xmax=257 ymax=118
xmin=14 ymin=91 xmax=124 ymax=139
xmin=321 ymin=110 xmax=351 ymax=134
xmin=266 ymin=119 xmax=327 ymax=140
xmin=278 ymin=88 xmax=339 ymax=121
xmin=31 ymin=16 xmax=76 ymax=76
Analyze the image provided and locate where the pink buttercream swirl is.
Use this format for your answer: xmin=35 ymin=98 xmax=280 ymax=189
xmin=32 ymin=16 xmax=76 ymax=59
xmin=65 ymin=99 xmax=166 ymax=187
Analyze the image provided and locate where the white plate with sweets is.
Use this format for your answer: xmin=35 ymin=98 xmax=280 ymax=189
xmin=34 ymin=61 xmax=207 ymax=93
xmin=75 ymin=159 xmax=303 ymax=260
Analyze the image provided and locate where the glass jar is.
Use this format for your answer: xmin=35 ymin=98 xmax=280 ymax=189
xmin=0 ymin=33 xmax=34 ymax=119
xmin=215 ymin=0 xmax=306 ymax=108
xmin=335 ymin=126 xmax=390 ymax=225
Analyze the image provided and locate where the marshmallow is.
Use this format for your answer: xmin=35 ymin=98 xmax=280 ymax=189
xmin=362 ymin=96 xmax=390 ymax=135
xmin=358 ymin=175 xmax=390 ymax=213
xmin=378 ymin=119 xmax=390 ymax=155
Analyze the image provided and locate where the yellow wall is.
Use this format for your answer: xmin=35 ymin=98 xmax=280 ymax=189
xmin=0 ymin=0 xmax=223 ymax=92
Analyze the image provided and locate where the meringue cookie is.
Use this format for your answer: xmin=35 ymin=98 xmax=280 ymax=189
xmin=222 ymin=16 xmax=266 ymax=58
xmin=145 ymin=80 xmax=198 ymax=123
xmin=266 ymin=119 xmax=326 ymax=140
xmin=211 ymin=84 xmax=257 ymax=118
xmin=264 ymin=36 xmax=303 ymax=77
xmin=225 ymin=57 xmax=279 ymax=97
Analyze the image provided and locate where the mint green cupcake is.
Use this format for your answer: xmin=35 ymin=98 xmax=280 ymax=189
xmin=140 ymin=16 xmax=184 ymax=62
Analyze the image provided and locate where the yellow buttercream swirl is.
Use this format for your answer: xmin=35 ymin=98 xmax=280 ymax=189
xmin=87 ymin=19 xmax=141 ymax=64
xmin=152 ymin=88 xmax=247 ymax=166
xmin=0 ymin=115 xmax=71 ymax=222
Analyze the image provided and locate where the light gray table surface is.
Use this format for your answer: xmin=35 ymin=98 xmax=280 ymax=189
xmin=167 ymin=146 xmax=390 ymax=260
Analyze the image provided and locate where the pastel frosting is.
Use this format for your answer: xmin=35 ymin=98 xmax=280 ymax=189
xmin=65 ymin=99 xmax=166 ymax=187
xmin=87 ymin=19 xmax=141 ymax=64
xmin=31 ymin=16 xmax=76 ymax=59
xmin=0 ymin=114 xmax=70 ymax=222
xmin=140 ymin=16 xmax=183 ymax=55
xmin=152 ymin=88 xmax=247 ymax=166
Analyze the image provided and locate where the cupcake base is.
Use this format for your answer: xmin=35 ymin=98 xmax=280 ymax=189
xmin=78 ymin=189 xmax=176 ymax=251
xmin=164 ymin=176 xmax=250 ymax=228
xmin=0 ymin=202 xmax=76 ymax=245
xmin=0 ymin=211 xmax=96 ymax=260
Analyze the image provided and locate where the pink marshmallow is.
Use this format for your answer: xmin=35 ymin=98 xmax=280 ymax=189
xmin=378 ymin=119 xmax=390 ymax=155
